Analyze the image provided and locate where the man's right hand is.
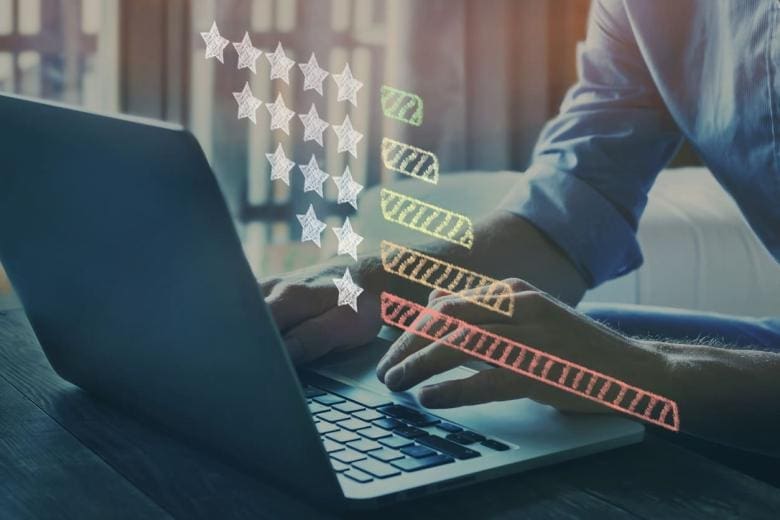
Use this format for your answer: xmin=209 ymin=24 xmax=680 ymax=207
xmin=261 ymin=259 xmax=384 ymax=364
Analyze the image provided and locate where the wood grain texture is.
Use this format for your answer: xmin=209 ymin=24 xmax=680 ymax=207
xmin=0 ymin=310 xmax=778 ymax=519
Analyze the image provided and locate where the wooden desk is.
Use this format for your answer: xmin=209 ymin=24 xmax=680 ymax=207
xmin=0 ymin=309 xmax=777 ymax=519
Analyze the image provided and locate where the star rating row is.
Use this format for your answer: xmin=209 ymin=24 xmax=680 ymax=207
xmin=266 ymin=146 xmax=364 ymax=207
xmin=202 ymin=22 xmax=363 ymax=106
xmin=233 ymin=83 xmax=364 ymax=158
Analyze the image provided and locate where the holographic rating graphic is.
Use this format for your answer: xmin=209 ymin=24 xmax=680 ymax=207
xmin=380 ymin=85 xmax=424 ymax=126
xmin=380 ymin=189 xmax=474 ymax=249
xmin=380 ymin=240 xmax=514 ymax=316
xmin=380 ymin=292 xmax=681 ymax=432
xmin=381 ymin=138 xmax=439 ymax=184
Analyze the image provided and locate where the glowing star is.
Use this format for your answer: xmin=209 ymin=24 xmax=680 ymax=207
xmin=265 ymin=92 xmax=296 ymax=135
xmin=298 ymin=53 xmax=329 ymax=95
xmin=200 ymin=21 xmax=230 ymax=63
xmin=232 ymin=82 xmax=263 ymax=123
xmin=298 ymin=104 xmax=329 ymax=147
xmin=332 ymin=63 xmax=363 ymax=106
xmin=265 ymin=42 xmax=296 ymax=83
xmin=332 ymin=217 xmax=364 ymax=261
xmin=296 ymin=204 xmax=327 ymax=247
xmin=331 ymin=114 xmax=363 ymax=158
xmin=232 ymin=32 xmax=263 ymax=73
xmin=333 ymin=267 xmax=363 ymax=312
xmin=265 ymin=142 xmax=295 ymax=185
xmin=298 ymin=155 xmax=329 ymax=197
xmin=332 ymin=166 xmax=363 ymax=210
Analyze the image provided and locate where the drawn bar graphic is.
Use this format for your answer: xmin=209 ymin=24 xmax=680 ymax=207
xmin=380 ymin=292 xmax=681 ymax=432
xmin=380 ymin=240 xmax=513 ymax=316
xmin=379 ymin=189 xmax=474 ymax=249
xmin=381 ymin=85 xmax=423 ymax=126
xmin=381 ymin=138 xmax=439 ymax=184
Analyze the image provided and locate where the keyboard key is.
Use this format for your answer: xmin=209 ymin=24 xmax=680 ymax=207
xmin=435 ymin=422 xmax=463 ymax=433
xmin=417 ymin=435 xmax=481 ymax=460
xmin=308 ymin=402 xmax=329 ymax=414
xmin=446 ymin=431 xmax=486 ymax=445
xmin=379 ymin=435 xmax=414 ymax=449
xmin=342 ymin=468 xmax=373 ymax=483
xmin=481 ymin=439 xmax=511 ymax=451
xmin=331 ymin=449 xmax=367 ymax=464
xmin=353 ymin=409 xmax=384 ymax=422
xmin=347 ymin=439 xmax=382 ymax=453
xmin=379 ymin=405 xmax=437 ymax=426
xmin=394 ymin=426 xmax=428 ymax=439
xmin=314 ymin=379 xmax=393 ymax=408
xmin=316 ymin=422 xmax=339 ymax=435
xmin=401 ymin=444 xmax=438 ymax=458
xmin=339 ymin=418 xmax=371 ymax=431
xmin=353 ymin=459 xmax=402 ymax=479
xmin=391 ymin=454 xmax=454 ymax=472
xmin=373 ymin=418 xmax=403 ymax=430
xmin=359 ymin=427 xmax=392 ymax=440
xmin=330 ymin=459 xmax=349 ymax=472
xmin=369 ymin=447 xmax=404 ymax=462
xmin=404 ymin=414 xmax=440 ymax=427
xmin=319 ymin=410 xmax=350 ymax=423
xmin=326 ymin=430 xmax=361 ymax=444
xmin=304 ymin=386 xmax=325 ymax=398
xmin=322 ymin=439 xmax=345 ymax=453
xmin=313 ymin=394 xmax=345 ymax=406
xmin=333 ymin=401 xmax=364 ymax=413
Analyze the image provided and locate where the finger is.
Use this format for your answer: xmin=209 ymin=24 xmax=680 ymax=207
xmin=259 ymin=277 xmax=283 ymax=297
xmin=266 ymin=282 xmax=334 ymax=333
xmin=283 ymin=294 xmax=381 ymax=364
xmin=418 ymin=368 xmax=528 ymax=408
xmin=383 ymin=333 xmax=470 ymax=391
xmin=376 ymin=321 xmax=437 ymax=383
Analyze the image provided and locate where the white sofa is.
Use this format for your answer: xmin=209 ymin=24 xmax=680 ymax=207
xmin=352 ymin=167 xmax=780 ymax=318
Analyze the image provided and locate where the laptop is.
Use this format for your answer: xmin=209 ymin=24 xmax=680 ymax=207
xmin=0 ymin=93 xmax=643 ymax=508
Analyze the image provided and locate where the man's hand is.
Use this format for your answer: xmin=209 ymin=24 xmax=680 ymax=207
xmin=376 ymin=279 xmax=663 ymax=413
xmin=262 ymin=259 xmax=384 ymax=364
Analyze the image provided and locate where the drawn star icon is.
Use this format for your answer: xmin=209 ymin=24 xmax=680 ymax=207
xmin=298 ymin=155 xmax=329 ymax=197
xmin=333 ymin=267 xmax=363 ymax=312
xmin=298 ymin=53 xmax=329 ymax=95
xmin=232 ymin=82 xmax=263 ymax=123
xmin=332 ymin=217 xmax=364 ymax=261
xmin=331 ymin=114 xmax=363 ymax=158
xmin=232 ymin=32 xmax=263 ymax=73
xmin=296 ymin=204 xmax=327 ymax=247
xmin=200 ymin=21 xmax=230 ymax=63
xmin=332 ymin=63 xmax=363 ymax=106
xmin=265 ymin=142 xmax=295 ymax=185
xmin=332 ymin=166 xmax=364 ymax=210
xmin=298 ymin=104 xmax=329 ymax=147
xmin=265 ymin=92 xmax=296 ymax=135
xmin=265 ymin=42 xmax=296 ymax=83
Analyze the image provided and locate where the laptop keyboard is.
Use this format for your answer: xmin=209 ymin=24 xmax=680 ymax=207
xmin=302 ymin=378 xmax=511 ymax=485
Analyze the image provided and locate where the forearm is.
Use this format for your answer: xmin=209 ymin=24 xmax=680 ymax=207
xmin=644 ymin=340 xmax=780 ymax=456
xmin=358 ymin=211 xmax=588 ymax=306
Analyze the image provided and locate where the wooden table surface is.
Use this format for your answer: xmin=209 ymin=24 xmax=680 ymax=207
xmin=1 ymin=308 xmax=778 ymax=519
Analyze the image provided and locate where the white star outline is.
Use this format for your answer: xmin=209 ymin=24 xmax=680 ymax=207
xmin=200 ymin=21 xmax=229 ymax=63
xmin=297 ymin=103 xmax=329 ymax=147
xmin=298 ymin=53 xmax=329 ymax=95
xmin=332 ymin=63 xmax=363 ymax=107
xmin=296 ymin=204 xmax=327 ymax=247
xmin=265 ymin=42 xmax=296 ymax=83
xmin=265 ymin=142 xmax=295 ymax=185
xmin=232 ymin=32 xmax=263 ymax=73
xmin=331 ymin=114 xmax=364 ymax=158
xmin=332 ymin=166 xmax=364 ymax=210
xmin=332 ymin=217 xmax=364 ymax=261
xmin=333 ymin=267 xmax=363 ymax=312
xmin=265 ymin=92 xmax=296 ymax=135
xmin=298 ymin=155 xmax=330 ymax=198
xmin=232 ymin=82 xmax=263 ymax=123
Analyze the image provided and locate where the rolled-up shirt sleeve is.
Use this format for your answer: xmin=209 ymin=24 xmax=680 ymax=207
xmin=501 ymin=0 xmax=682 ymax=287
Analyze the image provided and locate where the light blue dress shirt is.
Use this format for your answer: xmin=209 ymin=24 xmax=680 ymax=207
xmin=503 ymin=0 xmax=780 ymax=287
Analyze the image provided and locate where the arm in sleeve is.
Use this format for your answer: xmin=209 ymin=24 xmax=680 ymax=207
xmin=502 ymin=0 xmax=682 ymax=287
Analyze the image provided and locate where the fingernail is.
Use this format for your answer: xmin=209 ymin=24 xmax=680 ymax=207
xmin=285 ymin=337 xmax=303 ymax=363
xmin=376 ymin=356 xmax=390 ymax=382
xmin=384 ymin=366 xmax=404 ymax=390
xmin=419 ymin=387 xmax=442 ymax=408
